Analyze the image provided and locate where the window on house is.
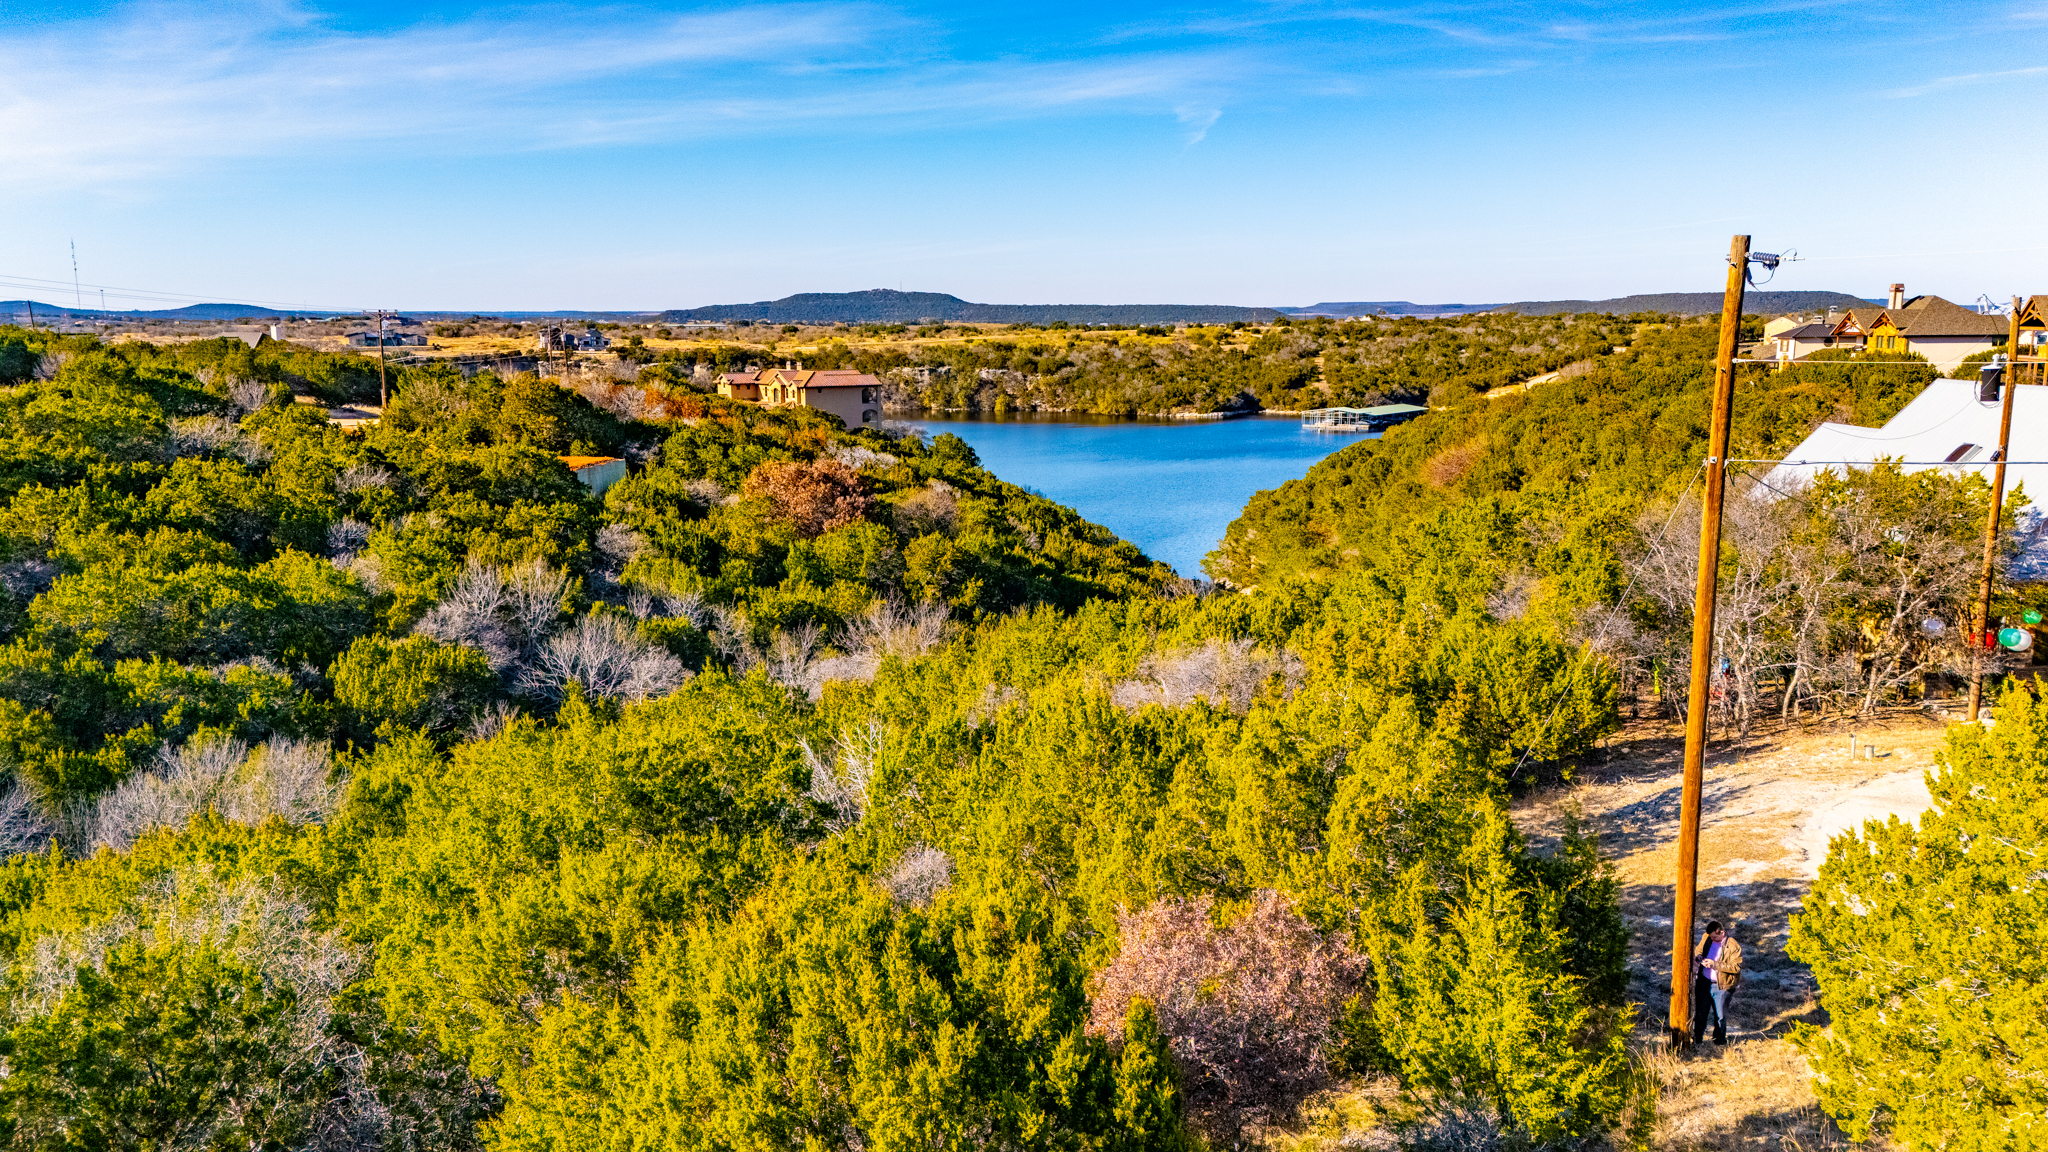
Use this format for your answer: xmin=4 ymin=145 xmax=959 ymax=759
xmin=1946 ymin=444 xmax=1980 ymax=463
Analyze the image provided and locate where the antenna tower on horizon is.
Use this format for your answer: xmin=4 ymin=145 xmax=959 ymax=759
xmin=70 ymin=242 xmax=82 ymax=314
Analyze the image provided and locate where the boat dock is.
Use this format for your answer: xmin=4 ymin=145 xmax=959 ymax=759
xmin=1301 ymin=404 xmax=1428 ymax=433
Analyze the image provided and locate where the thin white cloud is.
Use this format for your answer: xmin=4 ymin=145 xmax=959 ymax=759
xmin=1885 ymin=64 xmax=2048 ymax=98
xmin=2 ymin=1 xmax=1252 ymax=189
xmin=1176 ymin=104 xmax=1222 ymax=145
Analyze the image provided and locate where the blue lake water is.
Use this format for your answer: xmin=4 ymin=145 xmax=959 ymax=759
xmin=913 ymin=413 xmax=1371 ymax=577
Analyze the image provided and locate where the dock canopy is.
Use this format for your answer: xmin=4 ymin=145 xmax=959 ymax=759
xmin=1302 ymin=404 xmax=1428 ymax=432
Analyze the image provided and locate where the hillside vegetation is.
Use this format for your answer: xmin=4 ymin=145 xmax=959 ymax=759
xmin=0 ymin=316 xmax=2035 ymax=1151
xmin=754 ymin=311 xmax=1642 ymax=416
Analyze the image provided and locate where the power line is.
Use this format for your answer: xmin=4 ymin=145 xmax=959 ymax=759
xmin=0 ymin=271 xmax=355 ymax=314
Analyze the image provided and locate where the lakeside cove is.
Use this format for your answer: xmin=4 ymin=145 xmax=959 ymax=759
xmin=911 ymin=412 xmax=1369 ymax=576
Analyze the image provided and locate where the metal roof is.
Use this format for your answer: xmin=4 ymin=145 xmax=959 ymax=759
xmin=1764 ymin=380 xmax=2048 ymax=506
xmin=1305 ymin=404 xmax=1428 ymax=416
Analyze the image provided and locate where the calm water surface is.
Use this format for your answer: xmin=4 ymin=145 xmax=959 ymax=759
xmin=914 ymin=413 xmax=1371 ymax=577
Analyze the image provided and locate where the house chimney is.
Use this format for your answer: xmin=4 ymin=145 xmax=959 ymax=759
xmin=1889 ymin=283 xmax=1905 ymax=309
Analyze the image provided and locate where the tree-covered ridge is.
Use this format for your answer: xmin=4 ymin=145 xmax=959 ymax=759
xmin=0 ymin=325 xmax=1168 ymax=806
xmin=0 ymin=323 xmax=1655 ymax=1149
xmin=1207 ymin=320 xmax=1938 ymax=590
xmin=8 ymin=309 xmax=2021 ymax=1150
xmin=695 ymin=312 xmax=1644 ymax=416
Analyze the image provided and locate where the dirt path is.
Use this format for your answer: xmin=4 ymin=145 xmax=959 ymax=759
xmin=1515 ymin=710 xmax=1949 ymax=1150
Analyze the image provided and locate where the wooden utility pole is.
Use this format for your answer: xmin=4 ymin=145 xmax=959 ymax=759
xmin=1668 ymin=234 xmax=1749 ymax=1048
xmin=1968 ymin=298 xmax=2027 ymax=721
xmin=376 ymin=310 xmax=389 ymax=409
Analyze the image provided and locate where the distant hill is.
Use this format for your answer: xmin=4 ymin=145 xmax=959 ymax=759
xmin=0 ymin=300 xmax=344 ymax=320
xmin=659 ymin=289 xmax=1282 ymax=326
xmin=660 ymin=288 xmax=1882 ymax=325
xmin=1280 ymin=291 xmax=1878 ymax=318
xmin=1 ymin=289 xmax=1887 ymax=329
xmin=1484 ymin=290 xmax=1878 ymax=317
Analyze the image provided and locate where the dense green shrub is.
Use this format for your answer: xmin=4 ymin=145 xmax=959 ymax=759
xmin=1791 ymin=683 xmax=2048 ymax=1148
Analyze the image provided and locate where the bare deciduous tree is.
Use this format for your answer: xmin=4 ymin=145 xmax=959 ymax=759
xmin=335 ymin=464 xmax=395 ymax=495
xmin=7 ymin=868 xmax=487 ymax=1152
xmin=518 ymin=615 xmax=691 ymax=703
xmin=892 ymin=480 xmax=959 ymax=537
xmin=468 ymin=700 xmax=523 ymax=742
xmin=326 ymin=518 xmax=372 ymax=560
xmin=226 ymin=376 xmax=273 ymax=415
xmin=89 ymin=736 xmax=343 ymax=853
xmin=805 ymin=719 xmax=882 ymax=833
xmin=596 ymin=523 xmax=647 ymax=569
xmin=0 ymin=785 xmax=55 ymax=858
xmin=414 ymin=560 xmax=571 ymax=674
xmin=1110 ymin=638 xmax=1304 ymax=714
xmin=880 ymin=844 xmax=953 ymax=908
xmin=168 ymin=415 xmax=244 ymax=457
xmin=1610 ymin=467 xmax=1996 ymax=728
xmin=830 ymin=444 xmax=899 ymax=471
xmin=0 ymin=558 xmax=59 ymax=603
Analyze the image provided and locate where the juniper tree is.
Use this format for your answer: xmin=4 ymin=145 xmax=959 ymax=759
xmin=1790 ymin=683 xmax=2048 ymax=1149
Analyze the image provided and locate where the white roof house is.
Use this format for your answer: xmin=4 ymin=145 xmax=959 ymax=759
xmin=1764 ymin=379 xmax=2045 ymax=508
xmin=1764 ymin=378 xmax=2048 ymax=577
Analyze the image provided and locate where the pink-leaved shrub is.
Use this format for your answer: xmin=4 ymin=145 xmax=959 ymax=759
xmin=1089 ymin=890 xmax=1368 ymax=1124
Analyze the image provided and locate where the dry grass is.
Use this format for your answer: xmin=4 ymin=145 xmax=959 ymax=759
xmin=1639 ymin=1039 xmax=1876 ymax=1151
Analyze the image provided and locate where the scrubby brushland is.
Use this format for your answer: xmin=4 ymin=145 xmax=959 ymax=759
xmin=0 ymin=322 xmax=1649 ymax=1149
xmin=1202 ymin=316 xmax=2048 ymax=1147
xmin=1207 ymin=322 xmax=2045 ymax=721
xmin=0 ymin=314 xmax=2031 ymax=1151
xmin=644 ymin=312 xmax=1643 ymax=417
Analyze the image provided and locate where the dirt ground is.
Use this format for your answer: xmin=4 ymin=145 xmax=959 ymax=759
xmin=1514 ymin=707 xmax=1954 ymax=1150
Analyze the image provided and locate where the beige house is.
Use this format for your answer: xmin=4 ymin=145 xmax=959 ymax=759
xmin=719 ymin=362 xmax=883 ymax=429
xmin=715 ymin=369 xmax=762 ymax=402
xmin=1828 ymin=285 xmax=2006 ymax=371
xmin=1763 ymin=318 xmax=1836 ymax=363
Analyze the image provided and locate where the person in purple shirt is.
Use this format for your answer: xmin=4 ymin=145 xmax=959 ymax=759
xmin=1691 ymin=921 xmax=1744 ymax=1046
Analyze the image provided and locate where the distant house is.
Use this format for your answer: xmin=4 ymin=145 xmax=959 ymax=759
xmin=719 ymin=361 xmax=882 ymax=428
xmin=534 ymin=326 xmax=610 ymax=353
xmin=1760 ymin=313 xmax=1838 ymax=363
xmin=1823 ymin=285 xmax=2006 ymax=371
xmin=345 ymin=332 xmax=426 ymax=347
xmin=559 ymin=455 xmax=628 ymax=495
xmin=715 ymin=369 xmax=762 ymax=401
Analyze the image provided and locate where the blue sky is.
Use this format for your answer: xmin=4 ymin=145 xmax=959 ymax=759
xmin=3 ymin=0 xmax=2045 ymax=311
